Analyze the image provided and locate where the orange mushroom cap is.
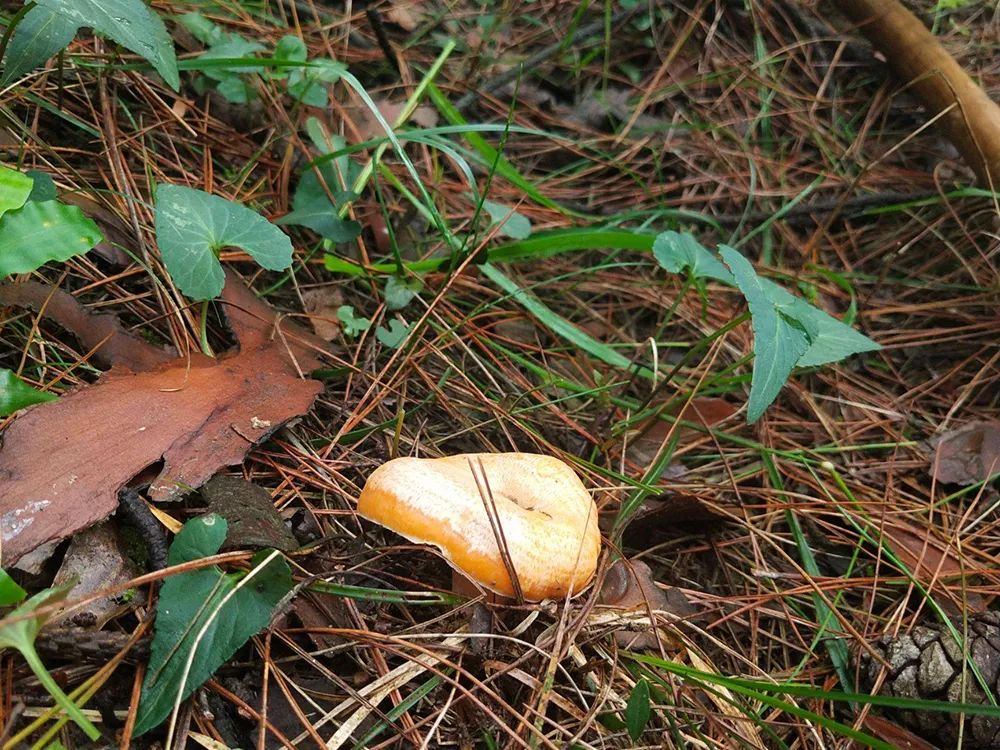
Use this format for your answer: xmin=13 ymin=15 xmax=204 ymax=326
xmin=357 ymin=453 xmax=601 ymax=601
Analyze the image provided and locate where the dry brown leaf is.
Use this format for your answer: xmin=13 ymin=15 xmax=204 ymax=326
xmin=929 ymin=421 xmax=1000 ymax=486
xmin=0 ymin=271 xmax=327 ymax=565
xmin=301 ymin=286 xmax=344 ymax=341
xmin=384 ymin=1 xmax=427 ymax=32
xmin=346 ymin=99 xmax=438 ymax=143
xmin=597 ymin=558 xmax=697 ymax=650
xmin=625 ymin=397 xmax=737 ymax=467
xmin=858 ymin=715 xmax=940 ymax=750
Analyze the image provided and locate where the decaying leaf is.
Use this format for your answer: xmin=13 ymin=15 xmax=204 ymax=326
xmin=201 ymin=475 xmax=298 ymax=551
xmin=624 ymin=397 xmax=738 ymax=468
xmin=596 ymin=558 xmax=697 ymax=650
xmin=0 ymin=270 xmax=327 ymax=565
xmin=929 ymin=421 xmax=1000 ymax=486
xmin=301 ymin=286 xmax=344 ymax=341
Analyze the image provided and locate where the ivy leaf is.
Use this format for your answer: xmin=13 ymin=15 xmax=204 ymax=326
xmin=0 ymin=583 xmax=102 ymax=739
xmin=759 ymin=278 xmax=881 ymax=367
xmin=720 ymin=246 xmax=808 ymax=423
xmin=0 ymin=164 xmax=33 ymax=219
xmin=0 ymin=200 xmax=103 ymax=279
xmin=1 ymin=369 xmax=57 ymax=417
xmin=32 ymin=0 xmax=179 ymax=90
xmin=336 ymin=305 xmax=370 ymax=337
xmin=276 ymin=170 xmax=361 ymax=243
xmin=375 ymin=319 xmax=410 ymax=348
xmin=155 ymin=185 xmax=293 ymax=300
xmin=1 ymin=6 xmax=77 ymax=86
xmin=0 ymin=568 xmax=26 ymax=606
xmin=134 ymin=514 xmax=293 ymax=736
xmin=652 ymin=230 xmax=734 ymax=283
xmin=384 ymin=275 xmax=422 ymax=311
xmin=481 ymin=199 xmax=532 ymax=240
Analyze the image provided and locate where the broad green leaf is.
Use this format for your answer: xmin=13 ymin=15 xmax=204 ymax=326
xmin=720 ymin=246 xmax=808 ymax=423
xmin=0 ymin=584 xmax=101 ymax=739
xmin=0 ymin=200 xmax=103 ymax=279
xmin=625 ymin=677 xmax=651 ymax=742
xmin=155 ymin=184 xmax=293 ymax=300
xmin=0 ymin=568 xmax=26 ymax=606
xmin=1 ymin=369 xmax=57 ymax=416
xmin=375 ymin=319 xmax=410 ymax=348
xmin=273 ymin=35 xmax=307 ymax=64
xmin=481 ymin=199 xmax=532 ymax=240
xmin=34 ymin=0 xmax=179 ymax=90
xmin=1 ymin=5 xmax=77 ymax=85
xmin=384 ymin=275 xmax=421 ymax=311
xmin=26 ymin=170 xmax=58 ymax=202
xmin=0 ymin=164 xmax=33 ymax=219
xmin=759 ymin=278 xmax=881 ymax=367
xmin=276 ymin=169 xmax=361 ymax=243
xmin=652 ymin=230 xmax=733 ymax=283
xmin=135 ymin=515 xmax=293 ymax=735
xmin=215 ymin=75 xmax=254 ymax=104
xmin=287 ymin=59 xmax=345 ymax=107
xmin=337 ymin=305 xmax=371 ymax=337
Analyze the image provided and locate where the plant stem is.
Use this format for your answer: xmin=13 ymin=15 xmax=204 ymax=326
xmin=20 ymin=645 xmax=101 ymax=740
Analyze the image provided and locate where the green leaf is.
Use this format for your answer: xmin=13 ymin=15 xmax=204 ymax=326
xmin=384 ymin=275 xmax=422 ymax=311
xmin=481 ymin=199 xmax=532 ymax=240
xmin=135 ymin=515 xmax=293 ymax=736
xmin=0 ymin=200 xmax=103 ymax=279
xmin=375 ymin=319 xmax=410 ymax=348
xmin=276 ymin=169 xmax=362 ymax=243
xmin=337 ymin=305 xmax=371 ymax=337
xmin=273 ymin=35 xmax=307 ymax=64
xmin=652 ymin=230 xmax=733 ymax=283
xmin=33 ymin=0 xmax=179 ymax=90
xmin=177 ymin=12 xmax=223 ymax=46
xmin=624 ymin=677 xmax=651 ymax=742
xmin=1 ymin=369 xmax=57 ymax=416
xmin=214 ymin=75 xmax=254 ymax=104
xmin=720 ymin=246 xmax=808 ymax=423
xmin=0 ymin=164 xmax=33 ymax=219
xmin=155 ymin=184 xmax=293 ymax=300
xmin=1 ymin=5 xmax=77 ymax=86
xmin=197 ymin=36 xmax=266 ymax=81
xmin=758 ymin=278 xmax=881 ymax=367
xmin=287 ymin=59 xmax=345 ymax=107
xmin=0 ymin=568 xmax=26 ymax=606
xmin=0 ymin=584 xmax=102 ymax=739
xmin=26 ymin=170 xmax=58 ymax=202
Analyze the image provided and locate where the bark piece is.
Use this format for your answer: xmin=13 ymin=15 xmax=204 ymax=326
xmin=0 ymin=271 xmax=325 ymax=565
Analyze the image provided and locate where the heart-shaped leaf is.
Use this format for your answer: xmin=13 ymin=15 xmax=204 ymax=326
xmin=0 ymin=200 xmax=103 ymax=279
xmin=135 ymin=514 xmax=294 ymax=735
xmin=1 ymin=369 xmax=57 ymax=416
xmin=720 ymin=246 xmax=808 ymax=423
xmin=276 ymin=169 xmax=361 ymax=243
xmin=155 ymin=184 xmax=293 ymax=300
xmin=653 ymin=230 xmax=733 ymax=283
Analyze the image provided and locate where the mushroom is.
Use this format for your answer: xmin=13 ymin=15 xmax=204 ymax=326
xmin=357 ymin=453 xmax=601 ymax=601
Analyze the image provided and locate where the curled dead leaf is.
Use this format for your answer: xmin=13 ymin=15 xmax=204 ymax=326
xmin=928 ymin=421 xmax=1000 ymax=486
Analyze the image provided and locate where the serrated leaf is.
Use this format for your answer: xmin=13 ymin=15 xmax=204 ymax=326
xmin=1 ymin=369 xmax=57 ymax=416
xmin=652 ymin=230 xmax=734 ymax=283
xmin=155 ymin=185 xmax=293 ymax=300
xmin=759 ymin=278 xmax=881 ymax=367
xmin=276 ymin=169 xmax=361 ymax=243
xmin=720 ymin=246 xmax=808 ymax=423
xmin=26 ymin=171 xmax=58 ymax=202
xmin=1 ymin=5 xmax=77 ymax=86
xmin=625 ymin=677 xmax=651 ymax=742
xmin=134 ymin=514 xmax=293 ymax=736
xmin=0 ymin=568 xmax=26 ymax=606
xmin=384 ymin=275 xmax=421 ymax=311
xmin=34 ymin=0 xmax=179 ymax=90
xmin=0 ymin=200 xmax=103 ymax=279
xmin=375 ymin=319 xmax=410 ymax=348
xmin=0 ymin=164 xmax=33 ymax=219
xmin=481 ymin=199 xmax=532 ymax=240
